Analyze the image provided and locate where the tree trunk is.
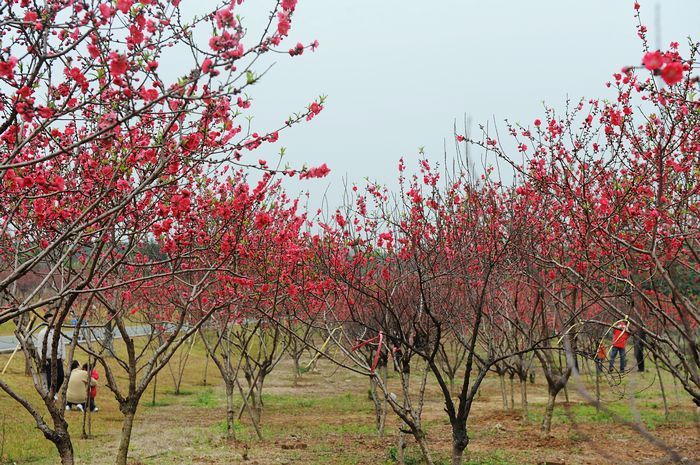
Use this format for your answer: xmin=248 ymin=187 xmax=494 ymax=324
xmin=595 ymin=367 xmax=601 ymax=411
xmin=24 ymin=352 xmax=32 ymax=376
xmin=499 ymin=374 xmax=507 ymax=410
xmin=541 ymin=390 xmax=557 ymax=436
xmin=520 ymin=378 xmax=529 ymax=422
xmin=236 ymin=379 xmax=263 ymax=440
xmin=151 ymin=373 xmax=157 ymax=406
xmin=225 ymin=381 xmax=236 ymax=439
xmin=202 ymin=352 xmax=209 ymax=386
xmin=509 ymin=375 xmax=515 ymax=410
xmin=292 ymin=356 xmax=301 ymax=386
xmin=414 ymin=430 xmax=434 ymax=465
xmin=450 ymin=424 xmax=469 ymax=465
xmin=397 ymin=430 xmax=406 ymax=465
xmin=54 ymin=431 xmax=74 ymax=465
xmin=369 ymin=376 xmax=383 ymax=436
xmin=379 ymin=364 xmax=388 ymax=437
xmin=116 ymin=408 xmax=136 ymax=465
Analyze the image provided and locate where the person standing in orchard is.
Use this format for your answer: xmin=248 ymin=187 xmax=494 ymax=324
xmin=609 ymin=320 xmax=629 ymax=373
xmin=35 ymin=312 xmax=67 ymax=397
xmin=595 ymin=342 xmax=607 ymax=372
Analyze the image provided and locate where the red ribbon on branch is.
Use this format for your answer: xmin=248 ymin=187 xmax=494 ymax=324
xmin=351 ymin=331 xmax=384 ymax=373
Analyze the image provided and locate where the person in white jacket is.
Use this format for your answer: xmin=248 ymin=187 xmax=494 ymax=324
xmin=35 ymin=312 xmax=66 ymax=396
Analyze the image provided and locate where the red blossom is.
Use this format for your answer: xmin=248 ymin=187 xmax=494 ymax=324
xmin=642 ymin=51 xmax=664 ymax=70
xmin=277 ymin=12 xmax=291 ymax=36
xmin=23 ymin=11 xmax=38 ymax=22
xmin=116 ymin=0 xmax=133 ymax=14
xmin=99 ymin=3 xmax=113 ymax=19
xmin=281 ymin=0 xmax=298 ymax=11
xmin=109 ymin=53 xmax=128 ymax=76
xmin=0 ymin=57 xmax=18 ymax=80
xmin=660 ymin=61 xmax=684 ymax=85
xmin=299 ymin=163 xmax=330 ymax=180
xmin=202 ymin=58 xmax=213 ymax=74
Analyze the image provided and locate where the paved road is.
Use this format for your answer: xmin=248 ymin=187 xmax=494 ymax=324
xmin=0 ymin=325 xmax=152 ymax=353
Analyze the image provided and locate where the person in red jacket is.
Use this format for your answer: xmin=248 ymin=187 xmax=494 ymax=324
xmin=595 ymin=342 xmax=607 ymax=372
xmin=82 ymin=363 xmax=99 ymax=412
xmin=608 ymin=320 xmax=629 ymax=373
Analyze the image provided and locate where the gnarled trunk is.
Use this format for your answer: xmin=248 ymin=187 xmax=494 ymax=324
xmin=54 ymin=428 xmax=74 ymax=465
xmin=541 ymin=389 xmax=557 ymax=436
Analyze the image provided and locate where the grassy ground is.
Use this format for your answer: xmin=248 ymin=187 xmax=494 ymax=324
xmin=0 ymin=342 xmax=698 ymax=465
xmin=0 ymin=321 xmax=16 ymax=336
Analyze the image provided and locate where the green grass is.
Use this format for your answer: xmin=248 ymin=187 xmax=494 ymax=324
xmin=262 ymin=391 xmax=371 ymax=414
xmin=191 ymin=388 xmax=219 ymax=408
xmin=524 ymin=401 xmax=695 ymax=429
xmin=212 ymin=419 xmax=246 ymax=435
xmin=146 ymin=396 xmax=176 ymax=407
xmin=315 ymin=422 xmax=378 ymax=435
xmin=461 ymin=451 xmax=524 ymax=465
xmin=163 ymin=388 xmax=194 ymax=396
xmin=0 ymin=321 xmax=16 ymax=336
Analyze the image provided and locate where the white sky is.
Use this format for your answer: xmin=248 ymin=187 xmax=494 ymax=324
xmin=184 ymin=1 xmax=700 ymax=211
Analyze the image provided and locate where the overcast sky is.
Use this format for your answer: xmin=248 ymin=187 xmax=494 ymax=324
xmin=192 ymin=1 xmax=700 ymax=210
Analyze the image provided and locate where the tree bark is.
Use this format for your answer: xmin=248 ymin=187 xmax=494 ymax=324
xmin=202 ymin=351 xmax=209 ymax=386
xmin=292 ymin=356 xmax=301 ymax=386
xmin=499 ymin=374 xmax=507 ymax=409
xmin=450 ymin=423 xmax=469 ymax=465
xmin=414 ymin=430 xmax=434 ymax=465
xmin=151 ymin=373 xmax=157 ymax=406
xmin=115 ymin=408 xmax=136 ymax=465
xmin=541 ymin=390 xmax=557 ymax=436
xmin=509 ymin=374 xmax=515 ymax=410
xmin=225 ymin=381 xmax=236 ymax=439
xmin=369 ymin=376 xmax=383 ymax=436
xmin=595 ymin=367 xmax=601 ymax=411
xmin=55 ymin=430 xmax=74 ymax=465
xmin=379 ymin=364 xmax=387 ymax=436
xmin=520 ymin=378 xmax=529 ymax=422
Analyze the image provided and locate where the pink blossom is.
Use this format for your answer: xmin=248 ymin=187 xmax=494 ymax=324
xmin=202 ymin=58 xmax=213 ymax=74
xmin=23 ymin=11 xmax=38 ymax=22
xmin=87 ymin=44 xmax=100 ymax=58
xmin=277 ymin=12 xmax=290 ymax=36
xmin=281 ymin=0 xmax=297 ymax=11
xmin=116 ymin=0 xmax=133 ymax=13
xmin=661 ymin=61 xmax=684 ymax=85
xmin=99 ymin=3 xmax=113 ymax=19
xmin=0 ymin=57 xmax=19 ymax=80
xmin=254 ymin=212 xmax=272 ymax=229
xmin=109 ymin=53 xmax=128 ymax=75
xmin=299 ymin=163 xmax=330 ymax=180
xmin=642 ymin=51 xmax=664 ymax=70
